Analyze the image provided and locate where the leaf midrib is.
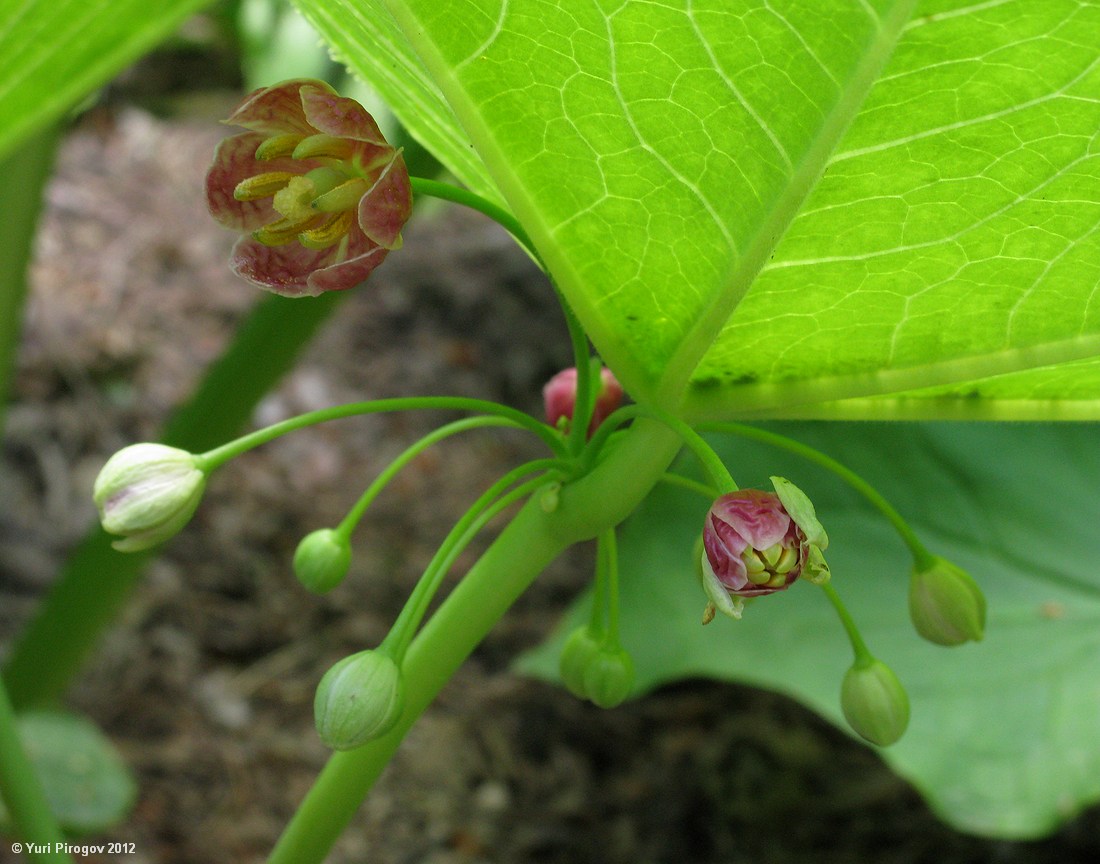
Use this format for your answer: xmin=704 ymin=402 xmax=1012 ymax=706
xmin=656 ymin=0 xmax=921 ymax=411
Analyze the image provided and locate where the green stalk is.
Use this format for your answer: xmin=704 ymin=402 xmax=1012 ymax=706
xmin=197 ymin=395 xmax=564 ymax=468
xmin=0 ymin=126 xmax=62 ymax=436
xmin=821 ymin=583 xmax=874 ymax=666
xmin=409 ymin=177 xmax=538 ymax=260
xmin=700 ymin=422 xmax=934 ymax=567
xmin=0 ymin=677 xmax=73 ymax=863
xmin=266 ymin=418 xmax=683 ymax=863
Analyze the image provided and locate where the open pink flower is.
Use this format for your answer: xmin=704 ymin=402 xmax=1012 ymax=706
xmin=205 ymin=79 xmax=412 ymax=297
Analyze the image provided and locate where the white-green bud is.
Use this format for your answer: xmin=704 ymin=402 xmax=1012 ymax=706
xmin=93 ymin=444 xmax=205 ymax=552
xmin=294 ymin=529 xmax=352 ymax=593
xmin=840 ymin=659 xmax=910 ymax=747
xmin=909 ymin=556 xmax=986 ymax=646
xmin=314 ymin=650 xmax=404 ymax=750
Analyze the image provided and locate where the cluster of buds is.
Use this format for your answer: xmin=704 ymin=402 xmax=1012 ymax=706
xmin=558 ymin=626 xmax=635 ymax=709
xmin=205 ymin=79 xmax=412 ymax=296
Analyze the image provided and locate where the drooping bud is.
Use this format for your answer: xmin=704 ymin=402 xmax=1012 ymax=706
xmin=581 ymin=646 xmax=635 ymax=709
xmin=700 ymin=488 xmax=811 ymax=616
xmin=293 ymin=528 xmax=352 ymax=593
xmin=542 ymin=366 xmax=623 ymax=437
xmin=93 ymin=444 xmax=206 ymax=552
xmin=840 ymin=659 xmax=910 ymax=747
xmin=314 ymin=650 xmax=404 ymax=751
xmin=908 ymin=556 xmax=986 ymax=646
xmin=559 ymin=626 xmax=602 ymax=699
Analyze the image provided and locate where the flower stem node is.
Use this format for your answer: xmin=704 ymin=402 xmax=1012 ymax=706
xmin=293 ymin=529 xmax=353 ymax=594
xmin=314 ymin=650 xmax=404 ymax=751
xmin=93 ymin=444 xmax=206 ymax=552
xmin=909 ymin=556 xmax=986 ymax=646
xmin=840 ymin=659 xmax=910 ymax=747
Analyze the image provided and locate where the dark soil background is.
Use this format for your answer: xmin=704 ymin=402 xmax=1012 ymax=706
xmin=2 ymin=75 xmax=1100 ymax=864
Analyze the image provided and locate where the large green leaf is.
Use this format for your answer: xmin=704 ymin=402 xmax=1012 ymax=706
xmin=293 ymin=0 xmax=1100 ymax=419
xmin=0 ymin=0 xmax=214 ymax=162
xmin=520 ymin=422 xmax=1100 ymax=838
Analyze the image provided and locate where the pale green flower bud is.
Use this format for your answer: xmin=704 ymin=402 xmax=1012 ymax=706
xmin=314 ymin=650 xmax=404 ymax=751
xmin=909 ymin=556 xmax=986 ymax=646
xmin=559 ymin=626 xmax=602 ymax=699
xmin=841 ymin=659 xmax=910 ymax=747
xmin=293 ymin=529 xmax=352 ymax=593
xmin=582 ymin=647 xmax=635 ymax=709
xmin=93 ymin=444 xmax=205 ymax=552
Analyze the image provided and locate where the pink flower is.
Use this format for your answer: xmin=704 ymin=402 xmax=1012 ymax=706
xmin=205 ymin=79 xmax=412 ymax=297
xmin=702 ymin=490 xmax=807 ymax=598
xmin=543 ymin=367 xmax=624 ymax=437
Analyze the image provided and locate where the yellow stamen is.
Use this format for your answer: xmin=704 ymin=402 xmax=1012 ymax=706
xmin=255 ymin=134 xmax=305 ymax=161
xmin=233 ymin=171 xmax=296 ymax=201
xmin=293 ymin=134 xmax=355 ymax=161
xmin=774 ymin=546 xmax=799 ymax=574
xmin=765 ymin=571 xmax=790 ymax=588
xmin=311 ymin=178 xmax=370 ymax=213
xmin=272 ymin=176 xmax=317 ymax=221
xmin=299 ymin=211 xmax=354 ymax=250
xmin=253 ymin=213 xmax=323 ymax=246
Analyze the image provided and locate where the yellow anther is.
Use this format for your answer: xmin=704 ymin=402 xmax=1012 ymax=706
xmin=253 ymin=213 xmax=323 ymax=246
xmin=255 ymin=134 xmax=305 ymax=161
xmin=774 ymin=546 xmax=799 ymax=574
xmin=742 ymin=548 xmax=766 ymax=574
xmin=761 ymin=544 xmax=783 ymax=568
xmin=299 ymin=211 xmax=354 ymax=250
xmin=312 ymin=178 xmax=370 ymax=213
xmin=293 ymin=134 xmax=355 ymax=161
xmin=765 ymin=571 xmax=790 ymax=588
xmin=233 ymin=171 xmax=296 ymax=201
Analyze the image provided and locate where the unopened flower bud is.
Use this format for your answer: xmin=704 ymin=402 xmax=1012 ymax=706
xmin=840 ymin=659 xmax=910 ymax=747
xmin=542 ymin=366 xmax=623 ymax=437
xmin=559 ymin=626 xmax=602 ymax=699
xmin=314 ymin=650 xmax=404 ymax=751
xmin=582 ymin=647 xmax=635 ymax=709
xmin=909 ymin=556 xmax=986 ymax=645
xmin=93 ymin=444 xmax=206 ymax=552
xmin=294 ymin=529 xmax=352 ymax=593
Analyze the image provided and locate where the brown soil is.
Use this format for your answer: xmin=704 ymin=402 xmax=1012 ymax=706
xmin=2 ymin=98 xmax=1099 ymax=864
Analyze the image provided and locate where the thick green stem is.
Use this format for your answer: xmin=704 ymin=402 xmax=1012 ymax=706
xmin=266 ymin=419 xmax=683 ymax=863
xmin=700 ymin=423 xmax=934 ymax=567
xmin=0 ymin=678 xmax=73 ymax=863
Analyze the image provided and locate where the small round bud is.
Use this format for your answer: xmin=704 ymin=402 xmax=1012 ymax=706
xmin=909 ymin=556 xmax=986 ymax=646
xmin=294 ymin=529 xmax=352 ymax=593
xmin=542 ymin=366 xmax=624 ymax=437
xmin=559 ymin=626 xmax=602 ymax=699
xmin=582 ymin=647 xmax=635 ymax=709
xmin=93 ymin=444 xmax=206 ymax=552
xmin=314 ymin=650 xmax=404 ymax=751
xmin=840 ymin=659 xmax=910 ymax=747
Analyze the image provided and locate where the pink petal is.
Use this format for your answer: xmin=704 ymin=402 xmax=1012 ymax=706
xmin=357 ymin=152 xmax=412 ymax=249
xmin=306 ymin=244 xmax=391 ymax=294
xmin=205 ymin=132 xmax=304 ymax=231
xmin=229 ymin=236 xmax=337 ymax=297
xmin=300 ymin=84 xmax=388 ymax=145
xmin=225 ymin=79 xmax=333 ymax=135
xmin=713 ymin=490 xmax=791 ymax=550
